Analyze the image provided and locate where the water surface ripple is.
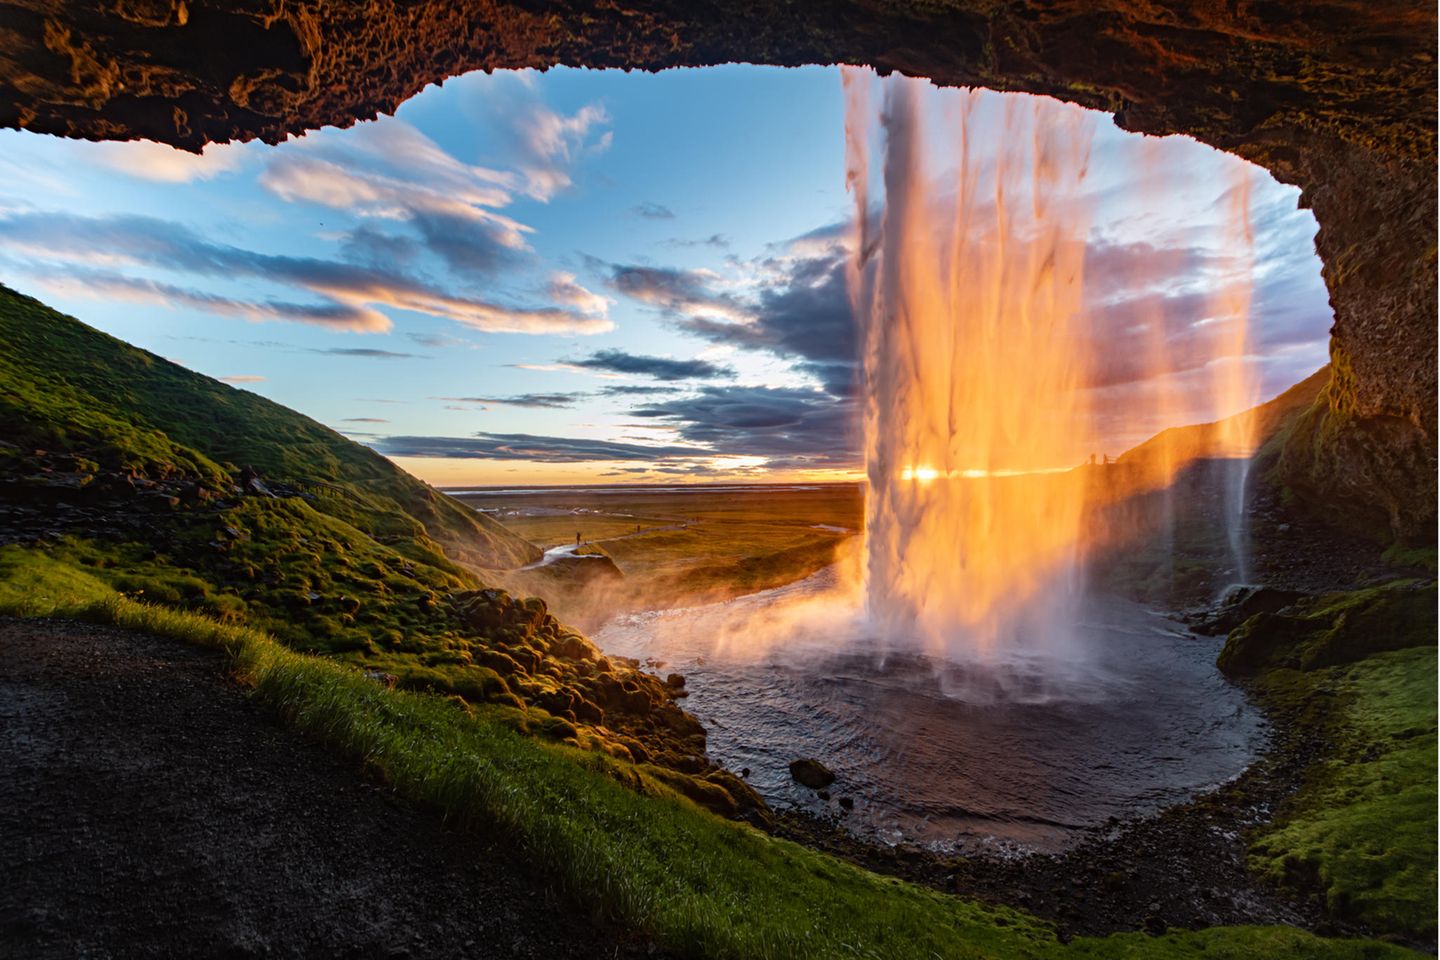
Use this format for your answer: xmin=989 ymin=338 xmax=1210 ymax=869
xmin=595 ymin=568 xmax=1265 ymax=855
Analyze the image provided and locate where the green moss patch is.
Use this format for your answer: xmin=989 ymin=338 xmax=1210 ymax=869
xmin=1250 ymin=647 xmax=1437 ymax=940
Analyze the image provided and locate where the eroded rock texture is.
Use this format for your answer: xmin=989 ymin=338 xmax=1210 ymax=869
xmin=0 ymin=0 xmax=1434 ymax=537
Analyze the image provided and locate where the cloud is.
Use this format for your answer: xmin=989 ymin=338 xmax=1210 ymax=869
xmin=1074 ymin=231 xmax=1332 ymax=413
xmin=633 ymin=202 xmax=675 ymax=220
xmin=658 ymin=206 xmax=1330 ymax=442
xmin=342 ymin=417 xmax=390 ymax=423
xmin=258 ymin=107 xmax=607 ymax=279
xmin=340 ymin=224 xmax=422 ymax=267
xmin=510 ymin=103 xmax=611 ymax=201
xmin=20 ymin=266 xmax=393 ymax=331
xmin=375 ymin=432 xmax=713 ymax=463
xmin=571 ymin=349 xmax=734 ymax=381
xmin=86 ymin=141 xmax=248 ymax=183
xmin=220 ymin=374 xmax=266 ymax=383
xmin=310 ymin=348 xmax=423 ymax=359
xmin=438 ymin=393 xmax=583 ymax=409
xmin=629 ymin=384 xmax=859 ymax=465
xmin=0 ymin=211 xmax=613 ymax=335
xmin=407 ymin=331 xmax=472 ymax=348
xmin=547 ymin=272 xmax=609 ymax=316
xmin=675 ymin=242 xmax=859 ymax=397
xmin=599 ymin=384 xmax=680 ymax=396
xmin=600 ymin=260 xmax=752 ymax=322
xmin=260 ymin=136 xmax=530 ymax=276
xmin=667 ymin=233 xmax=730 ymax=250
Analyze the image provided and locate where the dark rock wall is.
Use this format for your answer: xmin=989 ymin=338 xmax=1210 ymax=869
xmin=1 ymin=0 xmax=1433 ymax=535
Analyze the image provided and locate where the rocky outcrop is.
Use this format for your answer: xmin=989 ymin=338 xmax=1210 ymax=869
xmin=1217 ymin=579 xmax=1437 ymax=676
xmin=446 ymin=587 xmax=767 ymax=820
xmin=0 ymin=1 xmax=1433 ymax=536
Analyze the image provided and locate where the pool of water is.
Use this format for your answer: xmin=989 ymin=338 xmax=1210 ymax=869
xmin=594 ymin=568 xmax=1265 ymax=855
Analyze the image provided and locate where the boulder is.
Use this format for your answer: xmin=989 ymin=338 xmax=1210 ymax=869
xmin=550 ymin=632 xmax=600 ymax=663
xmin=788 ymin=758 xmax=835 ymax=790
xmin=1196 ymin=585 xmax=1306 ymax=635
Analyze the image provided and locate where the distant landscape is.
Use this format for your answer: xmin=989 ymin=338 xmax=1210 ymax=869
xmin=456 ymin=483 xmax=861 ymax=626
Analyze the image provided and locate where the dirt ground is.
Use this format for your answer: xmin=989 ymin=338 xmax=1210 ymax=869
xmin=0 ymin=617 xmax=656 ymax=959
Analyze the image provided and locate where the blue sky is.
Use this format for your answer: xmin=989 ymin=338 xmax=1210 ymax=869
xmin=0 ymin=66 xmax=1332 ymax=485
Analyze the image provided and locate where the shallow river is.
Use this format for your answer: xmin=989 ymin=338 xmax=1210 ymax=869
xmin=594 ymin=567 xmax=1265 ymax=855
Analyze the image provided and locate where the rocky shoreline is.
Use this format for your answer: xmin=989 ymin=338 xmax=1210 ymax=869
xmin=765 ymin=657 xmax=1350 ymax=943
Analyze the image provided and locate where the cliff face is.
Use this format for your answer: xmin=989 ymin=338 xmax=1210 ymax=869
xmin=0 ymin=0 xmax=1433 ymax=536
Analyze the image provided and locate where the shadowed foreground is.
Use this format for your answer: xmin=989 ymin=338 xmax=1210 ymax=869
xmin=0 ymin=617 xmax=649 ymax=959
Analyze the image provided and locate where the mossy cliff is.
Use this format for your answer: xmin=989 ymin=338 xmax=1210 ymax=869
xmin=0 ymin=285 xmax=761 ymax=818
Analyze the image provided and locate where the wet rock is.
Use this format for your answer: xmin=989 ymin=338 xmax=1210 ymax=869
xmin=1196 ymin=585 xmax=1307 ymax=635
xmin=550 ymin=632 xmax=600 ymax=663
xmin=788 ymin=758 xmax=835 ymax=790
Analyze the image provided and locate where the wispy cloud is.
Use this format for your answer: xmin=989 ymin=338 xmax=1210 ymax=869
xmin=630 ymin=384 xmax=859 ymax=465
xmin=86 ymin=141 xmax=249 ymax=183
xmin=437 ymin=393 xmax=584 ymax=409
xmin=220 ymin=374 xmax=266 ymax=383
xmin=309 ymin=347 xmax=423 ymax=359
xmin=23 ymin=266 xmax=392 ymax=331
xmin=597 ymin=260 xmax=752 ymax=322
xmin=259 ymin=124 xmax=532 ymax=277
xmin=375 ymin=432 xmax=712 ymax=463
xmin=546 ymin=272 xmax=609 ymax=316
xmin=632 ymin=202 xmax=675 ymax=220
xmin=571 ymin=348 xmax=733 ymax=381
xmin=406 ymin=331 xmax=473 ymax=348
xmin=510 ymin=103 xmax=611 ymax=201
xmin=0 ymin=212 xmax=614 ymax=335
xmin=666 ymin=233 xmax=730 ymax=250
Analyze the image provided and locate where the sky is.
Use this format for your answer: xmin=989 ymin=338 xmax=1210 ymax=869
xmin=0 ymin=66 xmax=1333 ymax=487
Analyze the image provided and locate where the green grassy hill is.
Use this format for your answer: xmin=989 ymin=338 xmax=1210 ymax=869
xmin=0 ymin=285 xmax=742 ymax=800
xmin=0 ymin=284 xmax=538 ymax=571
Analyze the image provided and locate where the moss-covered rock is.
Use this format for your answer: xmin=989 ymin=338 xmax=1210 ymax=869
xmin=1219 ymin=580 xmax=1437 ymax=676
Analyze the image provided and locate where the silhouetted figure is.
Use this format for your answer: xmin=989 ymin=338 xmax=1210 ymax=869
xmin=576 ymin=532 xmax=581 ymax=547
xmin=1088 ymin=453 xmax=1096 ymax=465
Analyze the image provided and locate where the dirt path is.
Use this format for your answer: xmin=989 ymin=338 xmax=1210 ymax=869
xmin=0 ymin=617 xmax=654 ymax=959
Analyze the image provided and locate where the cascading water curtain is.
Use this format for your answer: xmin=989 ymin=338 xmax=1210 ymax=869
xmin=843 ymin=70 xmax=1099 ymax=662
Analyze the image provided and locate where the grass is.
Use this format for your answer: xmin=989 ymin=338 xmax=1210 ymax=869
xmin=0 ymin=284 xmax=537 ymax=571
xmin=1249 ymin=646 xmax=1437 ymax=940
xmin=471 ymin=485 xmax=862 ymax=619
xmin=0 ymin=564 xmax=1421 ymax=960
